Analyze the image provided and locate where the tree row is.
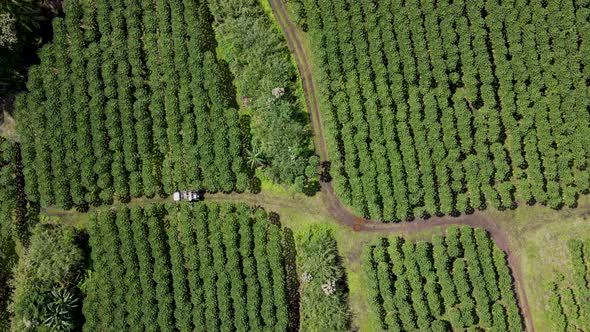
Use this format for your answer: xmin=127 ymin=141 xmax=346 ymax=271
xmin=302 ymin=0 xmax=590 ymax=220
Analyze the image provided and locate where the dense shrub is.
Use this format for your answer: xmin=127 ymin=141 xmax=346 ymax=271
xmin=296 ymin=225 xmax=350 ymax=331
xmin=10 ymin=224 xmax=86 ymax=331
xmin=287 ymin=0 xmax=307 ymax=30
xmin=0 ymin=0 xmax=59 ymax=96
xmin=208 ymin=0 xmax=317 ymax=190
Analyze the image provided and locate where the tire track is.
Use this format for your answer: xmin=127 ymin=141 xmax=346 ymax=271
xmin=267 ymin=0 xmax=534 ymax=330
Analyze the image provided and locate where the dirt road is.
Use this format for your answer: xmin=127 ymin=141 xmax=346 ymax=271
xmin=267 ymin=0 xmax=534 ymax=330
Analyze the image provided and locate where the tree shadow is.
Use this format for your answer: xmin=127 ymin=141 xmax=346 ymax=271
xmin=302 ymin=180 xmax=321 ymax=196
xmin=283 ymin=227 xmax=300 ymax=332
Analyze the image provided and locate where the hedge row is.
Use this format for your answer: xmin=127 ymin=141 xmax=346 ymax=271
xmin=0 ymin=138 xmax=18 ymax=327
xmin=0 ymin=138 xmax=41 ymax=330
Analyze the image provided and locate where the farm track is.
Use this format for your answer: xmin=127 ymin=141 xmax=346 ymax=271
xmin=267 ymin=0 xmax=534 ymax=330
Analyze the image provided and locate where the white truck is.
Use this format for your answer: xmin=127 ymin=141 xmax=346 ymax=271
xmin=173 ymin=191 xmax=202 ymax=202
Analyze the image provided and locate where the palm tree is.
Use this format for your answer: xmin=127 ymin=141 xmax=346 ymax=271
xmin=246 ymin=143 xmax=266 ymax=170
xmin=42 ymin=288 xmax=78 ymax=331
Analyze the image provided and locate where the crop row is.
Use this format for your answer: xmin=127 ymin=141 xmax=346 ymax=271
xmin=0 ymin=138 xmax=18 ymax=325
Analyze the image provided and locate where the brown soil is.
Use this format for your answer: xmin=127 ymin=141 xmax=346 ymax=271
xmin=268 ymin=0 xmax=534 ymax=330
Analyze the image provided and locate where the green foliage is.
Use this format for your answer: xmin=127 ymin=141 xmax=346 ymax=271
xmin=14 ymin=0 xmax=250 ymax=208
xmin=363 ymin=226 xmax=523 ymax=331
xmin=0 ymin=137 xmax=18 ymax=327
xmin=83 ymin=202 xmax=291 ymax=331
xmin=287 ymin=0 xmax=307 ymax=30
xmin=302 ymin=0 xmax=590 ymax=220
xmin=0 ymin=0 xmax=58 ymax=95
xmin=0 ymin=137 xmax=36 ymax=246
xmin=296 ymin=225 xmax=350 ymax=331
xmin=246 ymin=142 xmax=266 ymax=170
xmin=0 ymin=139 xmax=17 ymax=245
xmin=42 ymin=288 xmax=79 ymax=331
xmin=546 ymin=240 xmax=590 ymax=331
xmin=10 ymin=223 xmax=86 ymax=331
xmin=208 ymin=0 xmax=316 ymax=190
xmin=0 ymin=137 xmax=38 ymax=330
xmin=0 ymin=138 xmax=36 ymax=328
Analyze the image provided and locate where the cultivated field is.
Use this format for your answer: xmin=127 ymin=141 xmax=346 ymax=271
xmin=2 ymin=0 xmax=590 ymax=331
xmin=14 ymin=0 xmax=249 ymax=209
xmin=363 ymin=227 xmax=523 ymax=331
xmin=301 ymin=0 xmax=590 ymax=220
xmin=83 ymin=203 xmax=291 ymax=331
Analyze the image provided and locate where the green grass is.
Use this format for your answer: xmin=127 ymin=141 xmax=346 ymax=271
xmin=256 ymin=169 xmax=305 ymax=197
xmin=484 ymin=197 xmax=590 ymax=332
xmin=258 ymin=0 xmax=273 ymax=18
xmin=518 ymin=219 xmax=590 ymax=331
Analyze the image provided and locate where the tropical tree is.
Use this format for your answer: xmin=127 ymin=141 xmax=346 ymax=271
xmin=42 ymin=288 xmax=79 ymax=331
xmin=247 ymin=143 xmax=266 ymax=170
